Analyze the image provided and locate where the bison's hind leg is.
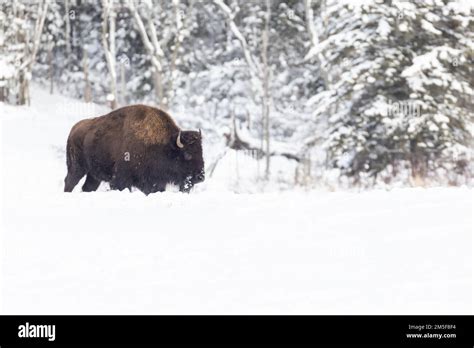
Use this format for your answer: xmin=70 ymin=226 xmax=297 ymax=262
xmin=64 ymin=168 xmax=86 ymax=192
xmin=82 ymin=174 xmax=101 ymax=192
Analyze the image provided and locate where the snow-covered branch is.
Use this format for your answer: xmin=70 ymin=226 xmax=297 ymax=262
xmin=20 ymin=0 xmax=49 ymax=72
xmin=126 ymin=0 xmax=166 ymax=106
xmin=304 ymin=0 xmax=329 ymax=88
xmin=102 ymin=0 xmax=118 ymax=108
xmin=126 ymin=0 xmax=164 ymax=71
xmin=167 ymin=0 xmax=185 ymax=97
xmin=213 ymin=0 xmax=261 ymax=77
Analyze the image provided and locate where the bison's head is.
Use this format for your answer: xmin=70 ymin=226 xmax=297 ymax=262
xmin=175 ymin=129 xmax=205 ymax=186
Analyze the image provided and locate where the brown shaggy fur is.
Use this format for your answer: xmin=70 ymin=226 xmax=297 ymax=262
xmin=124 ymin=105 xmax=179 ymax=145
xmin=64 ymin=105 xmax=205 ymax=194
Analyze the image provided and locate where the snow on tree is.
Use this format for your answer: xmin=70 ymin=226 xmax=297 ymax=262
xmin=101 ymin=0 xmax=118 ymax=109
xmin=304 ymin=0 xmax=473 ymax=186
xmin=1 ymin=0 xmax=471 ymax=188
xmin=213 ymin=0 xmax=274 ymax=177
xmin=0 ymin=0 xmax=48 ymax=105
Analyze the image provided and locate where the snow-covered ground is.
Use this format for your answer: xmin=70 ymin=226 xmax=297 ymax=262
xmin=0 ymin=86 xmax=472 ymax=314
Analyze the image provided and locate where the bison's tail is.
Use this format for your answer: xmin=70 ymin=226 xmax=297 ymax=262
xmin=66 ymin=137 xmax=74 ymax=170
xmin=66 ymin=136 xmax=84 ymax=172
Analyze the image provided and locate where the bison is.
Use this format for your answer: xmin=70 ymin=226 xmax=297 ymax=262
xmin=64 ymin=105 xmax=205 ymax=194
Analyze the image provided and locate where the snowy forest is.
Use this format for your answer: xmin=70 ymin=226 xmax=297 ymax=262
xmin=1 ymin=1 xmax=473 ymax=315
xmin=0 ymin=0 xmax=473 ymax=190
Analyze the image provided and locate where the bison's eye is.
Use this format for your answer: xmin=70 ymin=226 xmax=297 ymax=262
xmin=184 ymin=152 xmax=193 ymax=161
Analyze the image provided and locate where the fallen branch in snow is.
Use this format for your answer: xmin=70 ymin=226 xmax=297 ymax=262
xmin=224 ymin=124 xmax=301 ymax=163
xmin=206 ymin=149 xmax=228 ymax=178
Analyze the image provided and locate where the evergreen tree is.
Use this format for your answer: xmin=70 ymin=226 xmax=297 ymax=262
xmin=305 ymin=0 xmax=473 ymax=185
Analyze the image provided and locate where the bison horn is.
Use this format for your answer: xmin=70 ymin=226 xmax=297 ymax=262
xmin=199 ymin=128 xmax=201 ymax=136
xmin=176 ymin=131 xmax=184 ymax=148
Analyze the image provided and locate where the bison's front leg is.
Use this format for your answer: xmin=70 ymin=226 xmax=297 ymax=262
xmin=141 ymin=182 xmax=167 ymax=195
xmin=110 ymin=176 xmax=131 ymax=191
xmin=110 ymin=171 xmax=132 ymax=192
xmin=179 ymin=177 xmax=194 ymax=193
xmin=109 ymin=160 xmax=133 ymax=192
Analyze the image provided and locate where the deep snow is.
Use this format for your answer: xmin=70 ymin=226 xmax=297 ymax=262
xmin=0 ymin=86 xmax=472 ymax=314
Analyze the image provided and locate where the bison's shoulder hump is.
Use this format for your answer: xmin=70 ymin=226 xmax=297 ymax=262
xmin=69 ymin=117 xmax=98 ymax=137
xmin=123 ymin=105 xmax=179 ymax=145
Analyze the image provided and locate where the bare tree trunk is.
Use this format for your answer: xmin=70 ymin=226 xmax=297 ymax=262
xmin=65 ymin=0 xmax=71 ymax=64
xmin=0 ymin=80 xmax=5 ymax=102
xmin=102 ymin=0 xmax=118 ymax=109
xmin=16 ymin=0 xmax=48 ymax=105
xmin=214 ymin=0 xmax=276 ymax=180
xmin=126 ymin=0 xmax=165 ymax=108
xmin=120 ymin=60 xmax=126 ymax=105
xmin=262 ymin=0 xmax=271 ymax=179
xmin=167 ymin=0 xmax=184 ymax=107
xmin=304 ymin=0 xmax=329 ymax=88
xmin=83 ymin=47 xmax=92 ymax=102
xmin=153 ymin=71 xmax=163 ymax=108
xmin=18 ymin=70 xmax=27 ymax=105
xmin=48 ymin=38 xmax=54 ymax=94
xmin=214 ymin=0 xmax=260 ymax=76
